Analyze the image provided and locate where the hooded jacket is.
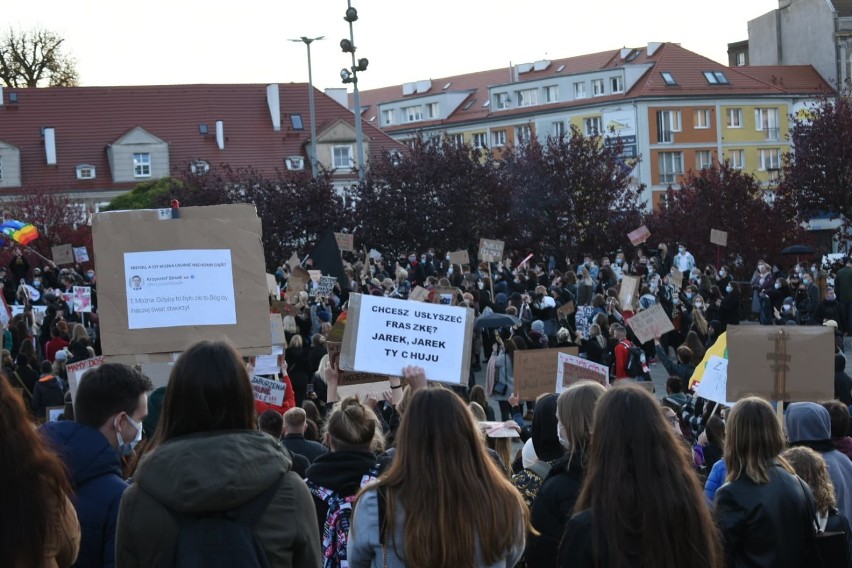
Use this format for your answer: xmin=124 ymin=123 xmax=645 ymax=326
xmin=32 ymin=374 xmax=66 ymax=417
xmin=305 ymin=449 xmax=380 ymax=537
xmin=40 ymin=421 xmax=127 ymax=568
xmin=835 ymin=353 xmax=852 ymax=405
xmin=786 ymin=402 xmax=852 ymax=521
xmin=116 ymin=431 xmax=321 ymax=568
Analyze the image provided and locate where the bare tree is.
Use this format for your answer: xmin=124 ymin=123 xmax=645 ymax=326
xmin=0 ymin=27 xmax=79 ymax=87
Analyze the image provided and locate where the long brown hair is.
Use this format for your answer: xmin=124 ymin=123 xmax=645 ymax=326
xmin=557 ymin=381 xmax=606 ymax=471
xmin=365 ymin=388 xmax=528 ymax=567
xmin=0 ymin=373 xmax=73 ymax=567
xmin=782 ymin=446 xmax=836 ymax=516
xmin=724 ymin=397 xmax=792 ymax=484
xmin=574 ymin=385 xmax=723 ymax=568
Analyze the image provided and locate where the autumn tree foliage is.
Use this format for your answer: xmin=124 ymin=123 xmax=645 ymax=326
xmin=645 ymin=163 xmax=806 ymax=276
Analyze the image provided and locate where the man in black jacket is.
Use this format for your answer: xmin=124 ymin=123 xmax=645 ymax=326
xmin=282 ymin=407 xmax=328 ymax=463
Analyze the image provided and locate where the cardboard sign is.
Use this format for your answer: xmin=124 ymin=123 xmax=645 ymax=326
xmin=250 ymin=376 xmax=285 ymax=406
xmin=52 ymin=244 xmax=74 ymax=265
xmin=287 ymin=267 xmax=310 ymax=304
xmin=140 ymin=362 xmax=174 ymax=389
xmin=409 ymin=286 xmax=430 ymax=302
xmin=266 ymin=274 xmax=279 ymax=297
xmin=72 ymin=286 xmax=92 ymax=313
xmin=557 ymin=351 xmax=609 ymax=391
xmin=516 ymin=347 xmax=580 ymax=399
xmin=92 ymin=204 xmax=272 ymax=358
xmin=270 ymin=313 xmax=285 ymax=346
xmin=627 ymin=225 xmax=651 ymax=246
xmin=369 ymin=249 xmax=382 ymax=260
xmin=340 ymin=294 xmax=474 ymax=385
xmin=479 ymin=421 xmax=521 ymax=439
xmin=450 ymin=250 xmax=470 ymax=266
xmin=73 ymin=246 xmax=90 ymax=264
xmin=619 ymin=275 xmax=640 ymax=310
xmin=432 ymin=286 xmax=463 ymax=306
xmin=576 ymin=306 xmax=595 ymax=339
xmin=308 ymin=270 xmax=322 ymax=283
xmin=271 ymin=300 xmax=296 ymax=318
xmin=254 ymin=350 xmax=283 ymax=376
xmin=726 ymin=326 xmax=833 ymax=402
xmin=557 ymin=301 xmax=575 ymax=319
xmin=334 ymin=232 xmax=355 ymax=252
xmin=326 ymin=341 xmax=388 ymax=399
xmin=67 ymin=356 xmax=105 ymax=403
xmin=670 ymin=268 xmax=684 ymax=287
xmin=710 ymin=229 xmax=728 ymax=247
xmin=478 ymin=239 xmax=505 ymax=263
xmin=627 ymin=304 xmax=674 ymax=344
xmin=287 ymin=252 xmax=301 ymax=271
xmin=311 ymin=275 xmax=337 ymax=298
xmin=695 ymin=356 xmax=735 ymax=406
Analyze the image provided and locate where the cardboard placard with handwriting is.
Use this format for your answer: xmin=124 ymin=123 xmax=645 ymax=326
xmin=619 ymin=276 xmax=640 ymax=310
xmin=626 ymin=303 xmax=674 ymax=344
xmin=270 ymin=313 xmax=285 ymax=346
xmin=670 ymin=268 xmax=684 ymax=287
xmin=478 ymin=239 xmax=505 ymax=263
xmin=450 ymin=250 xmax=470 ymax=266
xmin=710 ymin=229 xmax=728 ymax=247
xmin=557 ymin=301 xmax=575 ymax=319
xmin=726 ymin=326 xmax=833 ymax=402
xmin=311 ymin=275 xmax=337 ymax=298
xmin=334 ymin=232 xmax=355 ymax=252
xmin=432 ymin=286 xmax=463 ymax=306
xmin=52 ymin=244 xmax=74 ymax=265
xmin=287 ymin=267 xmax=310 ymax=304
xmin=287 ymin=252 xmax=301 ymax=271
xmin=409 ymin=286 xmax=430 ymax=302
xmin=326 ymin=341 xmax=389 ymax=400
xmin=515 ymin=347 xmax=580 ymax=399
xmin=627 ymin=225 xmax=651 ymax=246
xmin=557 ymin=351 xmax=609 ymax=391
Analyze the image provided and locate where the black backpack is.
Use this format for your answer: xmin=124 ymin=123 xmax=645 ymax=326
xmin=621 ymin=341 xmax=646 ymax=378
xmin=164 ymin=474 xmax=283 ymax=568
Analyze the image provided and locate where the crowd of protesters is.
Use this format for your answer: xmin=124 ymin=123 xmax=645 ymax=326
xmin=3 ymin=240 xmax=852 ymax=567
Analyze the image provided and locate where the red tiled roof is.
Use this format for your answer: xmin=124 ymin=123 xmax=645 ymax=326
xmin=0 ymin=83 xmax=403 ymax=194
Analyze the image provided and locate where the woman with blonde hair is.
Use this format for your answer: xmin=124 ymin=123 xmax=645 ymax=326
xmin=714 ymin=397 xmax=817 ymax=566
xmin=349 ymin=388 xmax=528 ymax=568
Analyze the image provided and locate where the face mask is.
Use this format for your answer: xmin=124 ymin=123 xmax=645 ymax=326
xmin=33 ymin=280 xmax=41 ymax=288
xmin=86 ymin=272 xmax=95 ymax=279
xmin=725 ymin=285 xmax=733 ymax=293
xmin=803 ymin=279 xmax=811 ymax=286
xmin=686 ymin=293 xmax=694 ymax=300
xmin=783 ymin=305 xmax=792 ymax=312
xmin=811 ymin=266 xmax=817 ymax=273
xmin=584 ymin=261 xmax=591 ymax=267
xmin=477 ymin=282 xmax=484 ymax=290
xmin=409 ymin=256 xmax=416 ymax=263
xmin=445 ymin=254 xmax=451 ymax=261
xmin=694 ymin=302 xmax=704 ymax=309
xmin=719 ymin=270 xmax=726 ymax=277
xmin=421 ymin=256 xmax=426 ymax=263
xmin=115 ymin=413 xmax=143 ymax=457
xmin=557 ymin=422 xmax=570 ymax=450
xmin=648 ymin=268 xmax=655 ymax=275
xmin=774 ymin=283 xmax=781 ymax=290
xmin=678 ymin=248 xmax=685 ymax=254
xmin=447 ymin=267 xmax=454 ymax=275
xmin=673 ymin=298 xmax=680 ymax=305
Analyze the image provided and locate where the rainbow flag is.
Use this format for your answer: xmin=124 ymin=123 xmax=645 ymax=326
xmin=0 ymin=220 xmax=40 ymax=246
xmin=688 ymin=332 xmax=728 ymax=389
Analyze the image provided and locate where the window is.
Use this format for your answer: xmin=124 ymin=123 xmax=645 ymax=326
xmin=694 ymin=109 xmax=711 ymax=129
xmin=133 ymin=153 xmax=151 ymax=178
xmin=332 ymin=145 xmax=353 ymax=169
xmin=610 ymin=76 xmax=624 ymax=93
xmin=727 ymin=108 xmax=742 ymax=128
xmin=75 ymin=164 xmax=96 ymax=180
xmin=472 ymin=132 xmax=488 ymax=148
xmin=703 ymin=71 xmax=730 ymax=85
xmin=755 ymin=108 xmax=780 ymax=140
xmin=285 ymin=156 xmax=304 ymax=171
xmin=660 ymin=72 xmax=677 ymax=86
xmin=656 ymin=110 xmax=681 ymax=143
xmin=462 ymin=99 xmax=476 ymax=111
xmin=552 ymin=121 xmax=565 ymax=137
xmin=696 ymin=151 xmax=713 ymax=170
xmin=592 ymin=79 xmax=605 ymax=96
xmin=382 ymin=109 xmax=394 ymax=125
xmin=515 ymin=125 xmax=531 ymax=145
xmin=495 ymin=92 xmax=511 ymax=110
xmin=658 ymin=152 xmax=684 ymax=184
xmin=492 ymin=130 xmax=507 ymax=147
xmin=728 ymin=149 xmax=745 ymax=169
xmin=583 ymin=116 xmax=603 ymax=136
xmin=290 ymin=114 xmax=304 ymax=130
xmin=426 ymin=102 xmax=439 ymax=119
xmin=449 ymin=133 xmax=464 ymax=147
xmin=516 ymin=89 xmax=537 ymax=107
xmin=736 ymin=52 xmax=746 ymax=66
xmin=403 ymin=106 xmax=422 ymax=122
xmin=573 ymin=82 xmax=587 ymax=99
xmin=544 ymin=85 xmax=559 ymax=103
xmin=190 ymin=160 xmax=210 ymax=174
xmin=759 ymin=148 xmax=781 ymax=171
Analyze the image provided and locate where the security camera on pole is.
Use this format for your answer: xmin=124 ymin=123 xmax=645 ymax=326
xmin=340 ymin=1 xmax=368 ymax=183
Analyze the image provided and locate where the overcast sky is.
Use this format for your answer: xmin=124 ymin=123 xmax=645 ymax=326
xmin=8 ymin=0 xmax=780 ymax=91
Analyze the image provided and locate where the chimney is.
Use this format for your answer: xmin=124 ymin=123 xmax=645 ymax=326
xmin=324 ymin=88 xmax=349 ymax=109
xmin=44 ymin=127 xmax=57 ymax=165
xmin=0 ymin=85 xmax=3 ymax=106
xmin=216 ymin=121 xmax=225 ymax=150
xmin=266 ymin=84 xmax=281 ymax=131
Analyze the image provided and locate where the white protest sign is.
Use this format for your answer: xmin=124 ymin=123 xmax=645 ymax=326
xmin=627 ymin=304 xmax=674 ymax=344
xmin=10 ymin=305 xmax=47 ymax=317
xmin=73 ymin=286 xmax=93 ymax=313
xmin=250 ymin=376 xmax=285 ymax=406
xmin=73 ymin=246 xmax=90 ymax=263
xmin=340 ymin=293 xmax=474 ymax=385
xmin=695 ymin=356 xmax=734 ymax=406
xmin=311 ymin=275 xmax=337 ymax=298
xmin=67 ymin=356 xmax=105 ymax=403
xmin=556 ymin=352 xmax=609 ymax=392
xmin=254 ymin=349 xmax=283 ymax=376
xmin=123 ymin=249 xmax=236 ymax=329
xmin=576 ymin=306 xmax=595 ymax=339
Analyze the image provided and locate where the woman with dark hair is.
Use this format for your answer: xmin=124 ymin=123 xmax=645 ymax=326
xmin=470 ymin=384 xmax=496 ymax=422
xmin=512 ymin=393 xmax=563 ymax=507
xmin=286 ymin=334 xmax=312 ymax=407
xmin=348 ymin=388 xmax=528 ymax=568
xmin=685 ymin=330 xmax=706 ymax=364
xmin=559 ymin=384 xmax=723 ymax=567
xmin=0 ymin=371 xmax=80 ymax=567
xmin=718 ymin=281 xmax=741 ymax=328
xmin=714 ymin=397 xmax=817 ymax=567
xmin=700 ymin=415 xmax=725 ymax=472
xmin=115 ymin=340 xmax=321 ymax=567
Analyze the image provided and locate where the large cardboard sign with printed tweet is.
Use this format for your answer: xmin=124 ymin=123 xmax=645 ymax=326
xmin=93 ymin=204 xmax=271 ymax=360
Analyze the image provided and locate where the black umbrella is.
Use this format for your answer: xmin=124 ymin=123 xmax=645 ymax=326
xmin=474 ymin=312 xmax=521 ymax=331
xmin=780 ymin=244 xmax=817 ymax=264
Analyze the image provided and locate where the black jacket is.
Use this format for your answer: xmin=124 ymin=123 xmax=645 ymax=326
xmin=305 ymin=449 xmax=380 ymax=537
xmin=32 ymin=375 xmax=66 ymax=417
xmin=835 ymin=354 xmax=852 ymax=406
xmin=527 ymin=453 xmax=585 ymax=568
xmin=719 ymin=291 xmax=741 ymax=327
xmin=282 ymin=433 xmax=328 ymax=463
xmin=714 ymin=463 xmax=817 ymax=567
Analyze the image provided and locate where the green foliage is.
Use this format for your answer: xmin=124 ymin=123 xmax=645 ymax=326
xmin=102 ymin=178 xmax=177 ymax=211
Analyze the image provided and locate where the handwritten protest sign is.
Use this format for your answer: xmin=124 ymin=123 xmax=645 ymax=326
xmin=67 ymin=356 xmax=105 ymax=403
xmin=308 ymin=270 xmax=322 ymax=283
xmin=449 ymin=250 xmax=470 ymax=266
xmin=557 ymin=301 xmax=575 ymax=319
xmin=250 ymin=376 xmax=285 ymax=406
xmin=287 ymin=267 xmax=310 ymax=304
xmin=73 ymin=246 xmax=90 ymax=264
xmin=516 ymin=347 xmax=580 ymax=399
xmin=73 ymin=286 xmax=92 ymax=313
xmin=52 ymin=244 xmax=74 ymax=265
xmin=340 ymin=294 xmax=474 ymax=385
xmin=695 ymin=356 xmax=735 ymax=406
xmin=557 ymin=352 xmax=609 ymax=391
xmin=409 ymin=286 xmax=430 ymax=302
xmin=627 ymin=225 xmax=651 ymax=246
xmin=670 ymin=268 xmax=684 ymax=287
xmin=619 ymin=275 xmax=640 ymax=310
xmin=432 ymin=286 xmax=462 ymax=306
xmin=710 ymin=229 xmax=728 ymax=247
xmin=334 ymin=232 xmax=355 ymax=252
xmin=254 ymin=350 xmax=283 ymax=376
xmin=327 ymin=341 xmax=389 ymax=399
xmin=310 ymin=275 xmax=337 ymax=298
xmin=287 ymin=252 xmax=301 ymax=271
xmin=627 ymin=304 xmax=674 ymax=344
xmin=726 ymin=326 xmax=833 ymax=401
xmin=575 ymin=306 xmax=595 ymax=339
xmin=270 ymin=314 xmax=285 ymax=346
xmin=478 ymin=239 xmax=505 ymax=263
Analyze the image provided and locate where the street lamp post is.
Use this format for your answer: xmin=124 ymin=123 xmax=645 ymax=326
xmin=340 ymin=1 xmax=368 ymax=183
xmin=289 ymin=36 xmax=324 ymax=179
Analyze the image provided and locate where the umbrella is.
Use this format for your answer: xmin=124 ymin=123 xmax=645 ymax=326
xmin=474 ymin=312 xmax=521 ymax=331
xmin=780 ymin=244 xmax=817 ymax=264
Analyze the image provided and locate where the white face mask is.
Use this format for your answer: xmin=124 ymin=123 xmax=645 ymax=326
xmin=557 ymin=422 xmax=570 ymax=450
xmin=115 ymin=414 xmax=143 ymax=457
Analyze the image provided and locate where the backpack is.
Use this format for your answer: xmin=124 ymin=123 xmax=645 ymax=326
xmin=164 ymin=474 xmax=283 ymax=568
xmin=621 ymin=341 xmax=647 ymax=378
xmin=308 ymin=464 xmax=381 ymax=568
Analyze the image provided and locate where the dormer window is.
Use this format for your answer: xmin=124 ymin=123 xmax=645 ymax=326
xmin=190 ymin=160 xmax=210 ymax=174
xmin=76 ymin=164 xmax=96 ymax=180
xmin=285 ymin=156 xmax=305 ymax=171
